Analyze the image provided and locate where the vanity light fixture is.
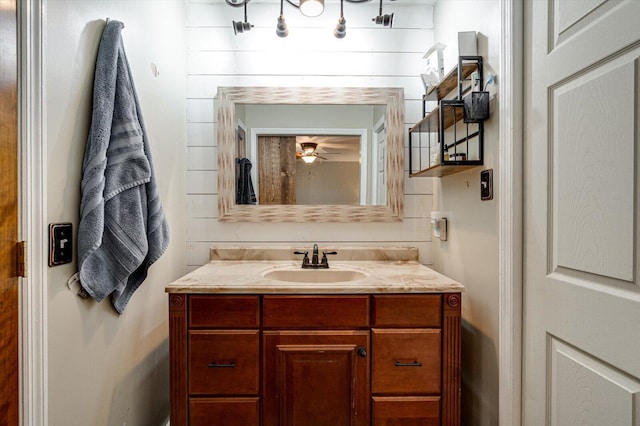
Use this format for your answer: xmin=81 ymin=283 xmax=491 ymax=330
xmin=372 ymin=0 xmax=393 ymax=28
xmin=276 ymin=0 xmax=289 ymax=37
xmin=333 ymin=0 xmax=346 ymax=39
xmin=231 ymin=1 xmax=253 ymax=35
xmin=226 ymin=0 xmax=395 ymax=37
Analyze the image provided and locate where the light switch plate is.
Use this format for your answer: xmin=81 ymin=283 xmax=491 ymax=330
xmin=480 ymin=169 xmax=493 ymax=200
xmin=49 ymin=223 xmax=73 ymax=266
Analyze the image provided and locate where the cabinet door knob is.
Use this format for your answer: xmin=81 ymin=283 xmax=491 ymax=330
xmin=357 ymin=347 xmax=367 ymax=358
xmin=208 ymin=361 xmax=236 ymax=368
xmin=394 ymin=360 xmax=422 ymax=367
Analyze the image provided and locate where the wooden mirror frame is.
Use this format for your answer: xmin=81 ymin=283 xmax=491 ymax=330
xmin=217 ymin=87 xmax=404 ymax=222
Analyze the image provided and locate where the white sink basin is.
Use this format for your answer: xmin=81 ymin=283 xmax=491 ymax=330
xmin=263 ymin=268 xmax=368 ymax=283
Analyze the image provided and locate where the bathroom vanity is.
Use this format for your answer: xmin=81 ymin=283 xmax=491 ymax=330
xmin=166 ymin=248 xmax=463 ymax=426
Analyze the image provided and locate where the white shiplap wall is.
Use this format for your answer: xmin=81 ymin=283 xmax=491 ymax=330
xmin=185 ymin=0 xmax=435 ymax=270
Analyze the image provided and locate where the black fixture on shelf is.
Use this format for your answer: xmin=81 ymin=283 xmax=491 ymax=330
xmin=225 ymin=0 xmax=395 ymax=38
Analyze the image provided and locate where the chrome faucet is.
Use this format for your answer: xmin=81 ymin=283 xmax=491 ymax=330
xmin=294 ymin=244 xmax=337 ymax=269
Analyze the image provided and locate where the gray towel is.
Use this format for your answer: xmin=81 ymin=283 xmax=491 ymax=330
xmin=77 ymin=20 xmax=169 ymax=314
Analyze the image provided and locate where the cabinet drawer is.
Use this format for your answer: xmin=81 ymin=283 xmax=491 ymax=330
xmin=189 ymin=397 xmax=259 ymax=426
xmin=372 ymin=295 xmax=441 ymax=327
xmin=189 ymin=330 xmax=259 ymax=395
xmin=189 ymin=296 xmax=259 ymax=328
xmin=372 ymin=396 xmax=440 ymax=426
xmin=263 ymin=296 xmax=369 ymax=328
xmin=372 ymin=329 xmax=441 ymax=394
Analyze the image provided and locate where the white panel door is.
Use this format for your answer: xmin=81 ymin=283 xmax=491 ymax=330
xmin=524 ymin=0 xmax=640 ymax=424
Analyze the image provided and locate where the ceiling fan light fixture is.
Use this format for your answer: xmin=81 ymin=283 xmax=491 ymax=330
xmin=300 ymin=0 xmax=324 ymax=17
xmin=300 ymin=142 xmax=318 ymax=154
xmin=302 ymin=155 xmax=317 ymax=164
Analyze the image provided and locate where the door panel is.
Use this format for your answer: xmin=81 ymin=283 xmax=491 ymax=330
xmin=258 ymin=135 xmax=296 ymax=204
xmin=524 ymin=0 xmax=640 ymax=424
xmin=548 ymin=337 xmax=640 ymax=425
xmin=263 ymin=331 xmax=370 ymax=426
xmin=0 ymin=0 xmax=19 ymax=424
xmin=552 ymin=53 xmax=636 ymax=282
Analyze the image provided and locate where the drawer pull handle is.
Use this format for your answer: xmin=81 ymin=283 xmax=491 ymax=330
xmin=208 ymin=362 xmax=236 ymax=368
xmin=394 ymin=360 xmax=422 ymax=367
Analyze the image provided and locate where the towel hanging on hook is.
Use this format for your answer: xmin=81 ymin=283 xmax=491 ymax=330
xmin=105 ymin=18 xmax=124 ymax=28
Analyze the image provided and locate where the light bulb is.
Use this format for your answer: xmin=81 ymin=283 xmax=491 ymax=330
xmin=300 ymin=0 xmax=324 ymax=17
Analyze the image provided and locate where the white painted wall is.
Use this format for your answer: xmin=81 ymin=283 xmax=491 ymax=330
xmin=432 ymin=1 xmax=501 ymax=424
xmin=185 ymin=0 xmax=436 ymax=267
xmin=44 ymin=1 xmax=186 ymax=424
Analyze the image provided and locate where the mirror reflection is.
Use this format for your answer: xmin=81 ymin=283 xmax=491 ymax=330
xmin=235 ymin=104 xmax=387 ymax=206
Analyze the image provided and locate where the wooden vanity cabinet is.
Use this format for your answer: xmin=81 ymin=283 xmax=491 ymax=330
xmin=371 ymin=294 xmax=452 ymax=426
xmin=169 ymin=293 xmax=461 ymax=426
xmin=170 ymin=295 xmax=261 ymax=426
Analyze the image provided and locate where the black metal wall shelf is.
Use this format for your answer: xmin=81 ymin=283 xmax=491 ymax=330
xmin=409 ymin=56 xmax=487 ymax=178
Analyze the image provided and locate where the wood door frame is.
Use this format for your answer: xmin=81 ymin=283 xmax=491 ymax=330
xmin=15 ymin=1 xmax=524 ymax=425
xmin=19 ymin=0 xmax=48 ymax=424
xmin=1 ymin=0 xmax=20 ymax=423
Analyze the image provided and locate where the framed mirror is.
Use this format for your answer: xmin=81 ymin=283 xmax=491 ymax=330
xmin=217 ymin=87 xmax=404 ymax=222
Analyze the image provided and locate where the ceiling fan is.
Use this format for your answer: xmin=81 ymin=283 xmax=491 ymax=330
xmin=295 ymin=142 xmax=327 ymax=163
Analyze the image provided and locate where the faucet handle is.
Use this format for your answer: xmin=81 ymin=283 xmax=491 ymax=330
xmin=294 ymin=250 xmax=310 ymax=266
xmin=320 ymin=251 xmax=338 ymax=266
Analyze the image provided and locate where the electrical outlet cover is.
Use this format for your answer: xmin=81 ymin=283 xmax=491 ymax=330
xmin=49 ymin=223 xmax=73 ymax=266
xmin=480 ymin=169 xmax=493 ymax=200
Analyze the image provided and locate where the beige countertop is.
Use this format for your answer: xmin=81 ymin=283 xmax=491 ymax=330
xmin=165 ymin=259 xmax=464 ymax=294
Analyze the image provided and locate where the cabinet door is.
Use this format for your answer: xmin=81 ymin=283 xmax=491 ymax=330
xmin=264 ymin=331 xmax=369 ymax=426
